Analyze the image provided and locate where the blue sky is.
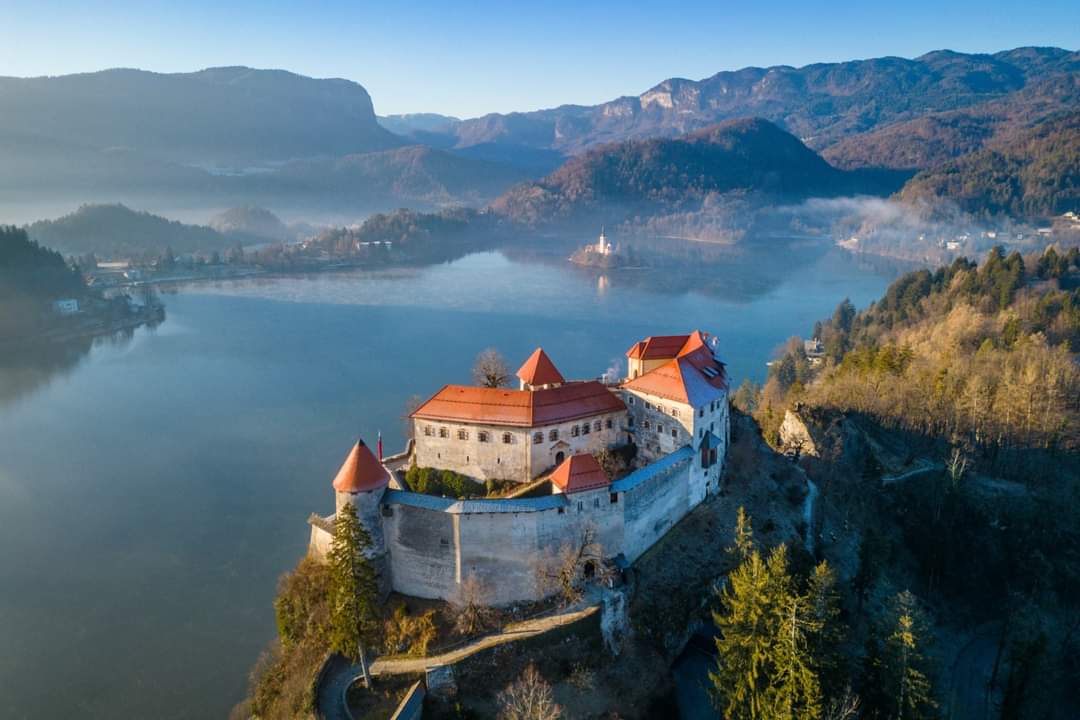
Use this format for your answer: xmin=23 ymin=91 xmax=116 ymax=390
xmin=1 ymin=1 xmax=1076 ymax=118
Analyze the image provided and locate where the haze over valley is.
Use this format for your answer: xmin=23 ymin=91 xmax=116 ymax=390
xmin=1 ymin=11 xmax=1078 ymax=719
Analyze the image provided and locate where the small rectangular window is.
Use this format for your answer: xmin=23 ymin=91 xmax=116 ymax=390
xmin=605 ymin=418 xmax=613 ymax=429
xmin=439 ymin=427 xmax=449 ymax=438
xmin=593 ymin=420 xmax=602 ymax=432
xmin=594 ymin=497 xmax=600 ymax=508
xmin=558 ymin=506 xmax=565 ymax=515
xmin=423 ymin=426 xmax=433 ymax=436
xmin=657 ymin=424 xmax=664 ymax=434
xmin=628 ymin=396 xmax=635 ymax=405
xmin=577 ymin=501 xmax=583 ymax=512
xmin=610 ymin=492 xmax=618 ymax=504
xmin=671 ymin=428 xmax=678 ymax=438
xmin=478 ymin=431 xmax=489 ymax=443
xmin=582 ymin=423 xmax=590 ymax=435
xmin=549 ymin=429 xmax=559 ymax=441
xmin=698 ymin=407 xmax=704 ymax=417
xmin=533 ymin=432 xmax=543 ymax=444
xmin=571 ymin=426 xmax=580 ymax=437
xmin=502 ymin=433 xmax=513 ymax=444
xmin=457 ymin=429 xmax=468 ymax=440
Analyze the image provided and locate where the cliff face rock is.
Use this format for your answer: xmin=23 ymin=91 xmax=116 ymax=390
xmin=780 ymin=410 xmax=821 ymax=457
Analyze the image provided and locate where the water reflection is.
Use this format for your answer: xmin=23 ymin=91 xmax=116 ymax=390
xmin=0 ymin=329 xmax=142 ymax=409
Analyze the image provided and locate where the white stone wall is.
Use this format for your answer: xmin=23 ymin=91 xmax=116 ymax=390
xmin=620 ymin=390 xmax=694 ymax=462
xmin=412 ymin=421 xmax=529 ymax=482
xmin=411 ymin=410 xmax=627 ymax=483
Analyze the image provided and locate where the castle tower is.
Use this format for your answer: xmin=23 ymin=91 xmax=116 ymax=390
xmin=516 ymin=347 xmax=566 ymax=391
xmin=332 ymin=438 xmax=390 ymax=560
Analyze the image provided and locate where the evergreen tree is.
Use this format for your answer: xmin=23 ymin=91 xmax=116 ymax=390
xmin=866 ymin=590 xmax=936 ymax=720
xmin=770 ymin=592 xmax=823 ymax=719
xmin=805 ymin=561 xmax=844 ymax=695
xmin=731 ymin=505 xmax=756 ymax=561
xmin=327 ymin=502 xmax=380 ymax=684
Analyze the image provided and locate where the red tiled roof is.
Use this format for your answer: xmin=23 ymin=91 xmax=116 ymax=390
xmin=626 ymin=334 xmax=690 ymax=360
xmin=332 ymin=439 xmax=390 ymax=493
xmin=625 ymin=330 xmax=713 ymax=361
xmin=516 ymin=347 xmax=565 ymax=386
xmin=622 ymin=331 xmax=727 ymax=405
xmin=550 ymin=453 xmax=610 ymax=494
xmin=411 ymin=381 xmax=625 ymax=428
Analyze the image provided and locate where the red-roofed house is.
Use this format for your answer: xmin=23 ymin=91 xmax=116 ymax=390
xmin=410 ymin=348 xmax=627 ymax=482
xmin=619 ymin=330 xmax=730 ymax=473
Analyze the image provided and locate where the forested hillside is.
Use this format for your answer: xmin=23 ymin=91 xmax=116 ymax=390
xmin=726 ymin=245 xmax=1080 ymax=717
xmin=491 ymin=118 xmax=878 ymax=227
xmin=0 ymin=226 xmax=89 ymax=338
xmin=896 ymin=112 xmax=1080 ymax=218
xmin=27 ymin=204 xmax=233 ymax=258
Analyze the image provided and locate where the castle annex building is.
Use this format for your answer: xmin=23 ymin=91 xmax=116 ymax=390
xmin=309 ymin=331 xmax=730 ymax=605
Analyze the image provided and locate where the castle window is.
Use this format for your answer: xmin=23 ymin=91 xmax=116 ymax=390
xmin=478 ymin=431 xmax=489 ymax=443
xmin=657 ymin=424 xmax=664 ymax=434
xmin=594 ymin=497 xmax=600 ymax=508
xmin=533 ymin=432 xmax=543 ymax=444
xmin=628 ymin=416 xmax=635 ymax=427
xmin=627 ymin=396 xmax=635 ymax=405
xmin=577 ymin=501 xmax=583 ymax=512
xmin=439 ymin=427 xmax=449 ymax=438
xmin=610 ymin=492 xmax=618 ymax=504
xmin=671 ymin=407 xmax=679 ymax=417
xmin=457 ymin=429 xmax=468 ymax=441
xmin=698 ymin=407 xmax=704 ymax=417
xmin=605 ymin=418 xmax=612 ymax=429
xmin=549 ymin=429 xmax=558 ymax=441
xmin=423 ymin=425 xmax=433 ymax=437
xmin=571 ymin=425 xmax=580 ymax=437
xmin=582 ymin=423 xmax=590 ymax=435
xmin=502 ymin=432 xmax=512 ymax=444
xmin=642 ymin=420 xmax=650 ymax=430
xmin=593 ymin=420 xmax=602 ymax=432
xmin=558 ymin=506 xmax=565 ymax=515
xmin=645 ymin=402 xmax=653 ymax=410
xmin=671 ymin=427 xmax=678 ymax=438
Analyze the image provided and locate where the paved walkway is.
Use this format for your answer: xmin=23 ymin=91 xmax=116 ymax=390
xmin=316 ymin=603 xmax=599 ymax=719
xmin=371 ymin=603 xmax=599 ymax=675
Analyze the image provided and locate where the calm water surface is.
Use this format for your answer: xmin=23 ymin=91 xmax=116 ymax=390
xmin=0 ymin=246 xmax=897 ymax=718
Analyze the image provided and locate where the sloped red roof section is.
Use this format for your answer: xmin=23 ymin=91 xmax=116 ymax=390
xmin=626 ymin=334 xmax=691 ymax=360
xmin=550 ymin=453 xmax=610 ymax=494
xmin=332 ymin=439 xmax=390 ymax=493
xmin=622 ymin=330 xmax=727 ymax=405
xmin=516 ymin=347 xmax=565 ymax=386
xmin=411 ymin=381 xmax=625 ymax=427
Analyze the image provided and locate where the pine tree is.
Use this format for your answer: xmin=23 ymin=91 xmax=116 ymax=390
xmin=770 ymin=592 xmax=822 ymax=719
xmin=805 ymin=561 xmax=844 ymax=694
xmin=710 ymin=548 xmax=776 ymax=719
xmin=327 ymin=502 xmax=380 ymax=685
xmin=731 ymin=505 xmax=755 ymax=561
xmin=869 ymin=590 xmax=936 ymax=720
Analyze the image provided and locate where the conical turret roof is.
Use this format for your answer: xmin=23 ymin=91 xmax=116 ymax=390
xmin=516 ymin=347 xmax=565 ymax=387
xmin=332 ymin=439 xmax=389 ymax=493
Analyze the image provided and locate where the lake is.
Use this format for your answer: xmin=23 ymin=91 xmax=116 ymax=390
xmin=0 ymin=242 xmax=898 ymax=718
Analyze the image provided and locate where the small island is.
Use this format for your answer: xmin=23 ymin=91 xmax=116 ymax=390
xmin=569 ymin=226 xmax=635 ymax=269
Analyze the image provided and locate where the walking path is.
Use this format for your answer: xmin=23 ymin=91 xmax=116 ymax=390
xmin=371 ymin=603 xmax=599 ymax=675
xmin=316 ymin=602 xmax=599 ymax=719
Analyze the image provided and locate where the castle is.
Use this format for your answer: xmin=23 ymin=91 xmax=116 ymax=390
xmin=309 ymin=331 xmax=730 ymax=606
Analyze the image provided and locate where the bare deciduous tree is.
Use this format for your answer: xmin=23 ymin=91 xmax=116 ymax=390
xmin=823 ymin=686 xmax=861 ymax=720
xmin=532 ymin=526 xmax=604 ymax=605
xmin=451 ymin=574 xmax=495 ymax=637
xmin=497 ymin=664 xmax=562 ymax=720
xmin=473 ymin=348 xmax=512 ymax=388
